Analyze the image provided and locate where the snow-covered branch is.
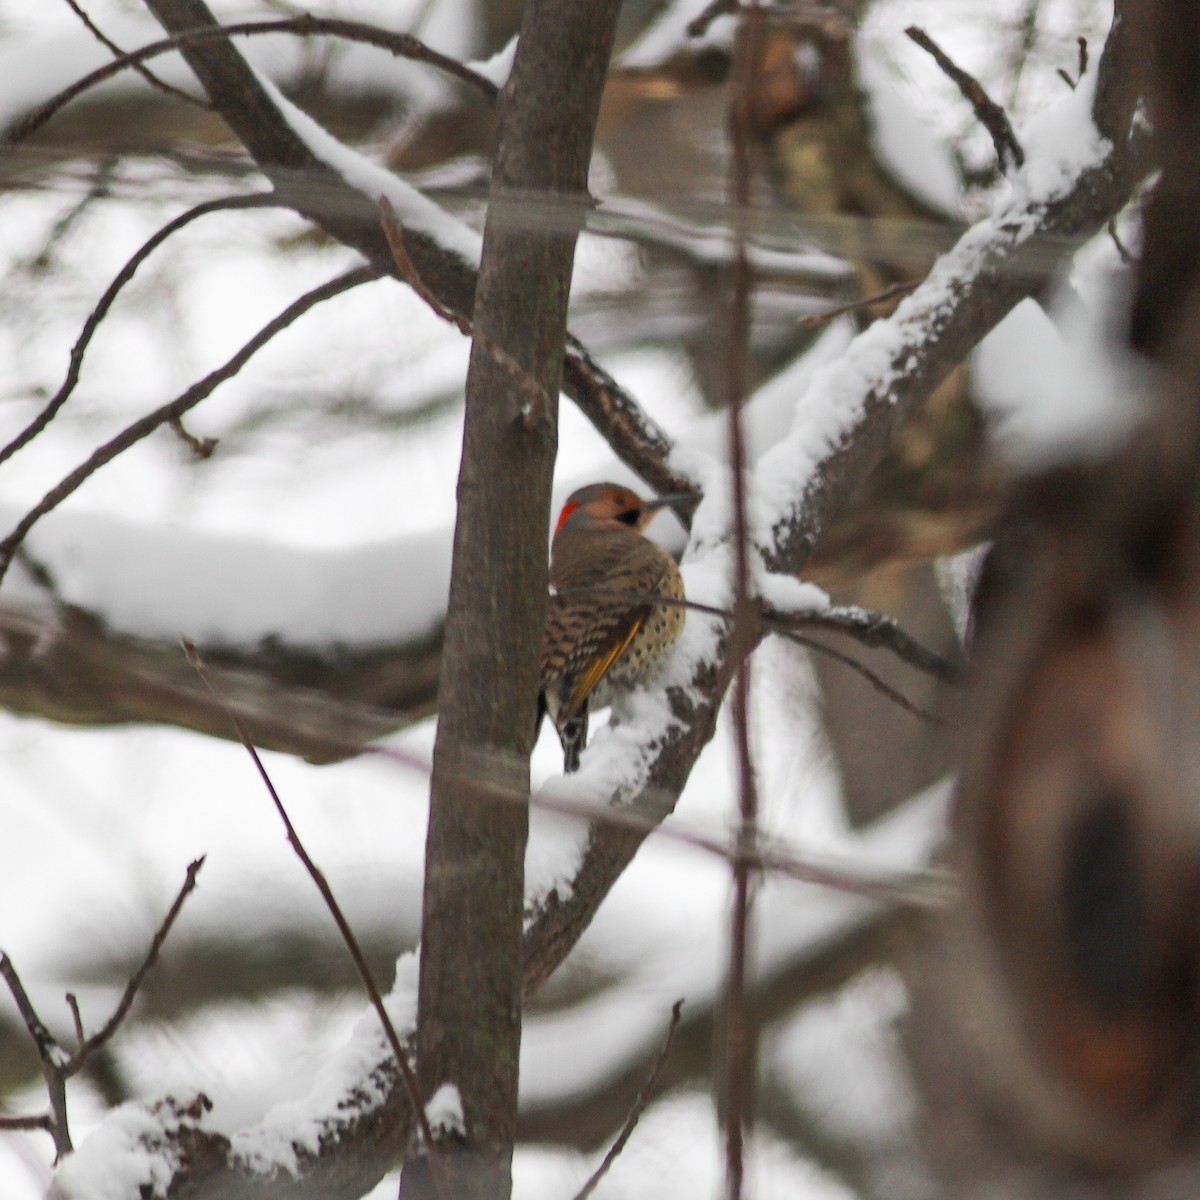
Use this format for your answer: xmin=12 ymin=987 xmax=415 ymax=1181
xmin=43 ymin=5 xmax=1147 ymax=1197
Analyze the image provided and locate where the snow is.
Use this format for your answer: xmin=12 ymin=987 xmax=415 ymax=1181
xmin=972 ymin=241 xmax=1149 ymax=468
xmin=258 ymin=77 xmax=483 ymax=267
xmin=425 ymin=1083 xmax=464 ymax=1135
xmin=236 ymin=951 xmax=419 ymax=1170
xmin=51 ymin=1104 xmax=182 ymax=1200
xmin=468 ymin=35 xmax=517 ymax=87
xmin=936 ymin=544 xmax=987 ymax=645
xmin=3 ymin=505 xmax=452 ymax=647
xmin=756 ymin=571 xmax=830 ymax=615
xmin=1011 ymin=67 xmax=1108 ymax=204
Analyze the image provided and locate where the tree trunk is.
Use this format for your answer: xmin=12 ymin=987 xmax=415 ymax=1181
xmin=409 ymin=3 xmax=622 ymax=1198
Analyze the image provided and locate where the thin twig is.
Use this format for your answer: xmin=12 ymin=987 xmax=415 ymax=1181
xmin=0 ymin=265 xmax=378 ymax=587
xmin=722 ymin=5 xmax=766 ymax=1195
xmin=1108 ymin=217 xmax=1134 ymax=265
xmin=0 ymin=1112 xmax=54 ymax=1134
xmin=62 ymin=0 xmax=211 ymax=111
xmin=65 ymin=993 xmax=85 ymax=1053
xmin=168 ymin=416 xmax=219 ymax=460
xmin=571 ymin=999 xmax=685 ymax=1200
xmin=7 ymin=16 xmax=497 ymax=147
xmin=1059 ymin=35 xmax=1090 ymax=89
xmin=0 ymin=193 xmax=279 ymax=470
xmin=181 ymin=641 xmax=449 ymax=1198
xmin=67 ymin=858 xmax=205 ymax=1073
xmin=798 ymin=280 xmax=920 ymax=330
xmin=686 ymin=0 xmax=738 ymax=37
xmin=0 ymin=953 xmax=72 ymax=1159
xmin=775 ymin=626 xmax=947 ymax=726
xmin=379 ymin=197 xmax=550 ymax=426
xmin=906 ymin=25 xmax=1025 ymax=172
xmin=29 ymin=157 xmax=117 ymax=273
xmin=779 ymin=604 xmax=964 ymax=684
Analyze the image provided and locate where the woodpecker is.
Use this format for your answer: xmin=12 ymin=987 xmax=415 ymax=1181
xmin=540 ymin=482 xmax=692 ymax=773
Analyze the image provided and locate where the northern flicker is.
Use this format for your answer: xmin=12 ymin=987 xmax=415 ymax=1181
xmin=540 ymin=482 xmax=691 ymax=773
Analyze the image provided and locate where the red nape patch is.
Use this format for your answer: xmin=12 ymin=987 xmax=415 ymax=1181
xmin=554 ymin=501 xmax=580 ymax=536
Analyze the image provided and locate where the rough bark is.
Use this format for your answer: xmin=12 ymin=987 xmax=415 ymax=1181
xmin=410 ymin=3 xmax=622 ymax=1199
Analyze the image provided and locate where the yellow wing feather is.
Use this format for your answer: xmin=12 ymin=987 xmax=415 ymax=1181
xmin=564 ymin=615 xmax=645 ymax=717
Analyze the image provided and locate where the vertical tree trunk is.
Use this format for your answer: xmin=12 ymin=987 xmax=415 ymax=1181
xmin=409 ymin=3 xmax=622 ymax=1198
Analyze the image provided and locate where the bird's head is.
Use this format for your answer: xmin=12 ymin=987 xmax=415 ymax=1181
xmin=553 ymin=482 xmax=694 ymax=539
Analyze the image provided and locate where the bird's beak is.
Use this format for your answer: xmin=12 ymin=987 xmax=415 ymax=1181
xmin=639 ymin=491 xmax=699 ymax=530
xmin=643 ymin=491 xmax=698 ymax=515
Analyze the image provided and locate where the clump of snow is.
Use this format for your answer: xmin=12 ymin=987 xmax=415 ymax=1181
xmin=425 ymin=1083 xmax=465 ymax=1135
xmin=523 ymin=797 xmax=588 ymax=908
xmin=468 ymin=35 xmax=517 ymax=87
xmin=5 ymin=506 xmax=452 ymax=648
xmin=257 ymin=77 xmax=483 ymax=267
xmin=972 ymin=242 xmax=1149 ymax=468
xmin=1011 ymin=68 xmax=1108 ymax=205
xmin=236 ymin=951 xmax=419 ymax=1170
xmin=936 ymin=544 xmax=987 ymax=646
xmin=52 ymin=1102 xmax=188 ymax=1200
xmin=756 ymin=570 xmax=829 ymax=615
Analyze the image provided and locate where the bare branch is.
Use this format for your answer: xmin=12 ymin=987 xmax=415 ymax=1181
xmin=686 ymin=0 xmax=738 ymax=38
xmin=66 ymin=858 xmax=206 ymax=1074
xmin=774 ymin=626 xmax=948 ymax=726
xmin=798 ymin=280 xmax=920 ymax=331
xmin=571 ymin=1000 xmax=684 ymax=1200
xmin=779 ymin=604 xmax=964 ymax=684
xmin=0 ymin=192 xmax=278 ymax=469
xmin=61 ymin=0 xmax=210 ymax=111
xmin=722 ymin=6 xmax=765 ymax=1193
xmin=6 ymin=15 xmax=497 ymax=146
xmin=0 ymin=264 xmax=379 ymax=586
xmin=64 ymin=994 xmax=85 ymax=1054
xmin=167 ymin=416 xmax=219 ymax=459
xmin=906 ymin=25 xmax=1025 ymax=172
xmin=0 ymin=1112 xmax=54 ymax=1134
xmin=554 ymin=586 xmax=962 ymax=687
xmin=0 ymin=952 xmax=72 ymax=1159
